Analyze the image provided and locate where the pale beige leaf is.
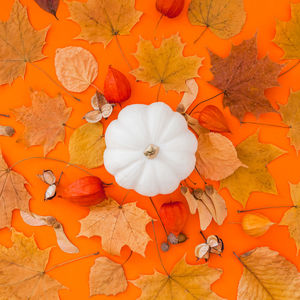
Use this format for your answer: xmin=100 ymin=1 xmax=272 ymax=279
xmin=0 ymin=230 xmax=65 ymax=299
xmin=177 ymin=79 xmax=199 ymax=113
xmin=55 ymin=46 xmax=98 ymax=93
xmin=89 ymin=257 xmax=127 ymax=296
xmin=0 ymin=125 xmax=15 ymax=136
xmin=78 ymin=198 xmax=151 ymax=256
xmin=196 ymin=132 xmax=244 ymax=181
xmin=133 ymin=257 xmax=223 ymax=300
xmin=237 ymin=247 xmax=300 ymax=300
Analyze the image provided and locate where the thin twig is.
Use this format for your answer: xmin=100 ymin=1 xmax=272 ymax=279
xmin=0 ymin=114 xmax=10 ymax=118
xmin=194 ymin=167 xmax=207 ymax=185
xmin=194 ymin=26 xmax=209 ymax=44
xmin=115 ymin=35 xmax=133 ymax=70
xmin=62 ymin=123 xmax=75 ymax=130
xmin=240 ymin=121 xmax=291 ymax=129
xmin=149 ymin=197 xmax=168 ymax=239
xmin=122 ymin=250 xmax=133 ymax=266
xmin=151 ymin=220 xmax=169 ymax=276
xmin=279 ymin=60 xmax=300 ymax=77
xmin=200 ymin=231 xmax=206 ymax=241
xmin=237 ymin=205 xmax=297 ymax=213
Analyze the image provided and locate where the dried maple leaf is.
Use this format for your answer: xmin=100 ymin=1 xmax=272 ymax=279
xmin=13 ymin=90 xmax=71 ymax=156
xmin=209 ymin=36 xmax=282 ymax=121
xmin=89 ymin=257 xmax=127 ymax=296
xmin=133 ymin=257 xmax=223 ymax=299
xmin=0 ymin=0 xmax=47 ymax=85
xmin=78 ymin=198 xmax=151 ymax=256
xmin=68 ymin=0 xmax=142 ymax=47
xmin=34 ymin=0 xmax=60 ymax=18
xmin=69 ymin=123 xmax=105 ymax=169
xmin=236 ymin=247 xmax=300 ymax=300
xmin=279 ymin=91 xmax=300 ymax=151
xmin=0 ymin=150 xmax=30 ymax=228
xmin=196 ymin=132 xmax=244 ymax=181
xmin=188 ymin=0 xmax=246 ymax=39
xmin=280 ymin=182 xmax=300 ymax=254
xmin=131 ymin=34 xmax=203 ymax=93
xmin=273 ymin=3 xmax=300 ymax=59
xmin=0 ymin=230 xmax=66 ymax=299
xmin=220 ymin=133 xmax=284 ymax=207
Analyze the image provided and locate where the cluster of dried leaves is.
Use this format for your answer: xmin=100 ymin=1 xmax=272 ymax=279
xmin=0 ymin=0 xmax=299 ymax=299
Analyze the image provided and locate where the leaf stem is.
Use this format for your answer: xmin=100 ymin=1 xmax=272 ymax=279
xmin=194 ymin=167 xmax=207 ymax=185
xmin=188 ymin=91 xmax=224 ymax=115
xmin=149 ymin=197 xmax=168 ymax=239
xmin=122 ymin=250 xmax=133 ymax=266
xmin=62 ymin=123 xmax=75 ymax=130
xmin=114 ymin=35 xmax=133 ymax=71
xmin=29 ymin=62 xmax=80 ymax=101
xmin=153 ymin=14 xmax=164 ymax=39
xmin=193 ymin=26 xmax=209 ymax=44
xmin=151 ymin=220 xmax=169 ymax=276
xmin=237 ymin=205 xmax=297 ymax=213
xmin=156 ymin=83 xmax=162 ymax=102
xmin=240 ymin=121 xmax=291 ymax=129
xmin=90 ymin=83 xmax=102 ymax=93
xmin=119 ymin=190 xmax=131 ymax=207
xmin=45 ymin=251 xmax=99 ymax=273
xmin=279 ymin=60 xmax=300 ymax=77
xmin=200 ymin=230 xmax=206 ymax=241
xmin=0 ymin=114 xmax=10 ymax=118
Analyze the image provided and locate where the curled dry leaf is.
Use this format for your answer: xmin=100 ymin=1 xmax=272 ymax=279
xmin=241 ymin=214 xmax=274 ymax=238
xmin=0 ymin=230 xmax=66 ymax=299
xmin=188 ymin=0 xmax=246 ymax=39
xmin=69 ymin=123 xmax=105 ymax=169
xmin=177 ymin=79 xmax=199 ymax=113
xmin=34 ymin=0 xmax=60 ymax=18
xmin=78 ymin=198 xmax=151 ymax=256
xmin=133 ymin=257 xmax=224 ymax=299
xmin=20 ymin=211 xmax=79 ymax=254
xmin=68 ymin=0 xmax=142 ymax=46
xmin=0 ymin=150 xmax=30 ymax=228
xmin=0 ymin=125 xmax=15 ymax=136
xmin=220 ymin=133 xmax=284 ymax=207
xmin=0 ymin=0 xmax=47 ymax=85
xmin=55 ymin=46 xmax=98 ymax=93
xmin=196 ymin=132 xmax=244 ymax=181
xmin=13 ymin=90 xmax=72 ymax=156
xmin=181 ymin=185 xmax=227 ymax=230
xmin=237 ymin=247 xmax=300 ymax=300
xmin=89 ymin=257 xmax=127 ymax=296
xmin=131 ymin=34 xmax=203 ymax=93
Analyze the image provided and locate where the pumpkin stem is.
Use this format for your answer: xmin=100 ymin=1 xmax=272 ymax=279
xmin=144 ymin=144 xmax=159 ymax=159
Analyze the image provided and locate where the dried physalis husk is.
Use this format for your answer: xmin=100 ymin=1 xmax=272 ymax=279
xmin=38 ymin=169 xmax=56 ymax=185
xmin=195 ymin=243 xmax=210 ymax=261
xmin=91 ymin=91 xmax=107 ymax=110
xmin=207 ymin=235 xmax=224 ymax=255
xmin=0 ymin=125 xmax=15 ymax=137
xmin=178 ymin=233 xmax=187 ymax=243
xmin=101 ymin=103 xmax=113 ymax=119
xmin=83 ymin=110 xmax=103 ymax=123
xmin=242 ymin=213 xmax=274 ymax=237
xmin=45 ymin=184 xmax=56 ymax=200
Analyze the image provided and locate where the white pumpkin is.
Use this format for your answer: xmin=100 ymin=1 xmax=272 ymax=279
xmin=104 ymin=102 xmax=198 ymax=196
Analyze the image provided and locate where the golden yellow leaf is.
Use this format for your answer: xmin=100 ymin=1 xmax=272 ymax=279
xmin=241 ymin=214 xmax=274 ymax=237
xmin=220 ymin=133 xmax=284 ymax=207
xmin=273 ymin=3 xmax=300 ymax=59
xmin=188 ymin=0 xmax=246 ymax=39
xmin=279 ymin=91 xmax=300 ymax=151
xmin=280 ymin=182 xmax=300 ymax=254
xmin=78 ymin=198 xmax=151 ymax=256
xmin=89 ymin=257 xmax=127 ymax=296
xmin=196 ymin=132 xmax=244 ymax=181
xmin=133 ymin=257 xmax=223 ymax=300
xmin=68 ymin=0 xmax=142 ymax=46
xmin=0 ymin=150 xmax=30 ymax=228
xmin=237 ymin=247 xmax=300 ymax=300
xmin=0 ymin=230 xmax=65 ymax=299
xmin=131 ymin=35 xmax=203 ymax=93
xmin=55 ymin=46 xmax=98 ymax=93
xmin=13 ymin=90 xmax=71 ymax=156
xmin=0 ymin=0 xmax=47 ymax=84
xmin=69 ymin=123 xmax=105 ymax=169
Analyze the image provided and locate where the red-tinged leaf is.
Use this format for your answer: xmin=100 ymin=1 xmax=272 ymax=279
xmin=34 ymin=0 xmax=59 ymax=18
xmin=198 ymin=105 xmax=230 ymax=132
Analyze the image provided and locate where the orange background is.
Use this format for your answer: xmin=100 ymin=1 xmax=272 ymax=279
xmin=0 ymin=0 xmax=300 ymax=299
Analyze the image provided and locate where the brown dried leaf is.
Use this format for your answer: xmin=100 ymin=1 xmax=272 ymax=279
xmin=13 ymin=90 xmax=71 ymax=156
xmin=89 ymin=257 xmax=127 ymax=296
xmin=78 ymin=198 xmax=151 ymax=256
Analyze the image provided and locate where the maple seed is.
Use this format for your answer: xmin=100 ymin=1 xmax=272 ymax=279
xmin=161 ymin=242 xmax=169 ymax=252
xmin=168 ymin=233 xmax=179 ymax=245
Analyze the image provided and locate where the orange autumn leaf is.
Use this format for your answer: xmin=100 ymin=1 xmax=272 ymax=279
xmin=13 ymin=90 xmax=72 ymax=156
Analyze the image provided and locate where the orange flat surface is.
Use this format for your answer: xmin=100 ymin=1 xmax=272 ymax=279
xmin=0 ymin=0 xmax=300 ymax=299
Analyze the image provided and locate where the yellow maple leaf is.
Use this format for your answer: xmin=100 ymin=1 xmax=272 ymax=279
xmin=131 ymin=34 xmax=203 ymax=93
xmin=78 ymin=198 xmax=151 ymax=256
xmin=188 ymin=0 xmax=246 ymax=40
xmin=0 ymin=230 xmax=65 ymax=299
xmin=68 ymin=0 xmax=142 ymax=46
xmin=0 ymin=0 xmax=47 ymax=84
xmin=279 ymin=91 xmax=300 ymax=151
xmin=69 ymin=122 xmax=105 ymax=169
xmin=273 ymin=3 xmax=300 ymax=59
xmin=133 ymin=257 xmax=223 ymax=300
xmin=236 ymin=247 xmax=300 ymax=299
xmin=13 ymin=90 xmax=72 ymax=156
xmin=220 ymin=133 xmax=284 ymax=207
xmin=280 ymin=182 xmax=300 ymax=254
xmin=0 ymin=150 xmax=30 ymax=228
